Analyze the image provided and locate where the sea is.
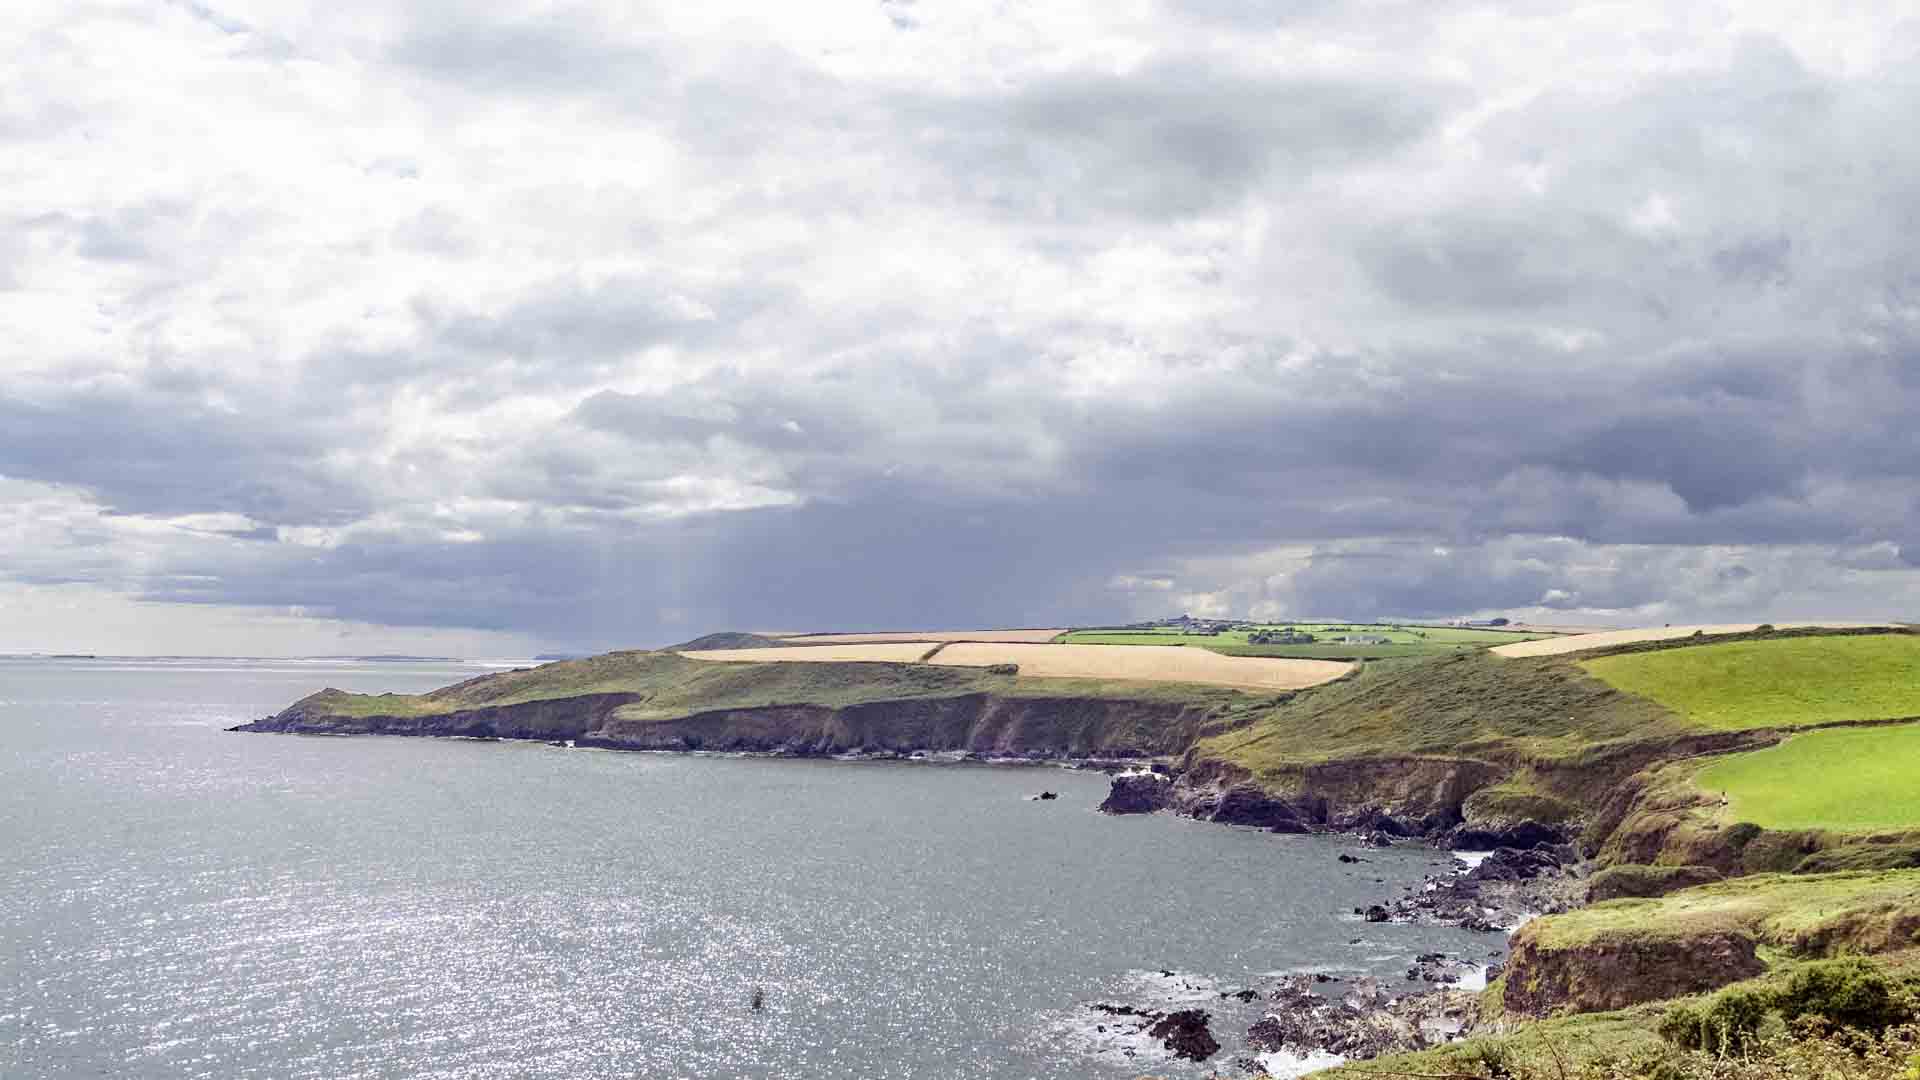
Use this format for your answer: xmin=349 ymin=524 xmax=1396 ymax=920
xmin=0 ymin=657 xmax=1490 ymax=1079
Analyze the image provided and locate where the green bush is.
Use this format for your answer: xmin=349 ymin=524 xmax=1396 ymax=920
xmin=1662 ymin=988 xmax=1777 ymax=1056
xmin=1724 ymin=822 xmax=1764 ymax=849
xmin=1659 ymin=1003 xmax=1705 ymax=1050
xmin=1777 ymin=958 xmax=1912 ymax=1034
xmin=1702 ymin=987 xmax=1777 ymax=1056
xmin=984 ymin=663 xmax=1019 ymax=676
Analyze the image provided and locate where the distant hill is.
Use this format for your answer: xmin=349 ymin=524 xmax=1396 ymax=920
xmin=662 ymin=631 xmax=787 ymax=652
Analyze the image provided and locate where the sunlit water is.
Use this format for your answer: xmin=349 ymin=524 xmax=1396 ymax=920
xmin=1 ymin=658 xmax=1487 ymax=1078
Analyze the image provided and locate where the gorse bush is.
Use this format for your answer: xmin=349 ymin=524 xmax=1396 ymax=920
xmin=1659 ymin=986 xmax=1776 ymax=1055
xmin=1657 ymin=960 xmax=1914 ymax=1059
xmin=1776 ymin=957 xmax=1913 ymax=1034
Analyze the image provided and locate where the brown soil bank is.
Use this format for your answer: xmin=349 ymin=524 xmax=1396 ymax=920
xmin=1501 ymin=870 xmax=1920 ymax=1016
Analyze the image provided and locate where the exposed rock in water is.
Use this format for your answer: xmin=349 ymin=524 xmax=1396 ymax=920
xmin=1147 ymin=1009 xmax=1220 ymax=1062
xmin=1031 ymin=790 xmax=1059 ymax=801
xmin=1441 ymin=819 xmax=1567 ymax=851
xmin=1373 ymin=843 xmax=1585 ymax=931
xmin=1465 ymin=846 xmax=1562 ymax=882
xmin=1098 ymin=773 xmax=1173 ymax=814
xmin=1246 ymin=974 xmax=1479 ymax=1060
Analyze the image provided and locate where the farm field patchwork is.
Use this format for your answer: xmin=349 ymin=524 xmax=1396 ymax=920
xmin=1490 ymin=622 xmax=1886 ymax=658
xmin=1578 ymin=632 xmax=1920 ymax=730
xmin=1693 ymin=722 xmax=1920 ymax=831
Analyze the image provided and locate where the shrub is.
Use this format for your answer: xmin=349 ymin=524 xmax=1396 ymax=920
xmin=984 ymin=663 xmax=1019 ymax=676
xmin=1777 ymin=958 xmax=1912 ymax=1034
xmin=1659 ymin=988 xmax=1777 ymax=1056
xmin=1724 ymin=822 xmax=1764 ymax=849
xmin=1659 ymin=1003 xmax=1706 ymax=1050
xmin=1587 ymin=864 xmax=1723 ymax=902
xmin=1699 ymin=986 xmax=1778 ymax=1056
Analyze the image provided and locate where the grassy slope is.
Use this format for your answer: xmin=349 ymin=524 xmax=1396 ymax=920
xmin=1519 ymin=869 xmax=1920 ymax=952
xmin=1695 ymin=723 xmax=1920 ymax=831
xmin=293 ymin=649 xmax=1248 ymax=724
xmin=1579 ymin=633 xmax=1920 ymax=730
xmin=1195 ymin=651 xmax=1688 ymax=774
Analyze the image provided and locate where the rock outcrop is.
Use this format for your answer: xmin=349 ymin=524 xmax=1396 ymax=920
xmin=1097 ymin=772 xmax=1174 ymax=814
xmin=1147 ymin=1009 xmax=1220 ymax=1061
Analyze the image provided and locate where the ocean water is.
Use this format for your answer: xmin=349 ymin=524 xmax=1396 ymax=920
xmin=0 ymin=657 xmax=1487 ymax=1079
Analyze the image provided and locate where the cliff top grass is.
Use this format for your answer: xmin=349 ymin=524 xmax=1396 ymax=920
xmin=1693 ymin=723 xmax=1920 ymax=831
xmin=1517 ymin=869 xmax=1920 ymax=955
xmin=292 ymin=649 xmax=1249 ymax=724
xmin=1194 ymin=650 xmax=1690 ymax=774
xmin=1579 ymin=632 xmax=1920 ymax=731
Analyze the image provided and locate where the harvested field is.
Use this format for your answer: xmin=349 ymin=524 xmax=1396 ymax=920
xmin=682 ymin=644 xmax=934 ymax=664
xmin=1490 ymin=622 xmax=1886 ymax=658
xmin=775 ymin=629 xmax=1067 ymax=645
xmin=930 ymin=643 xmax=1352 ymax=691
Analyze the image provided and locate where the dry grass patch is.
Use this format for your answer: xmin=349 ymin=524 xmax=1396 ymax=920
xmin=930 ymin=642 xmax=1352 ymax=691
xmin=681 ymin=644 xmax=934 ymax=663
xmin=1492 ymin=623 xmax=1886 ymax=659
xmin=775 ymin=629 xmax=1067 ymax=644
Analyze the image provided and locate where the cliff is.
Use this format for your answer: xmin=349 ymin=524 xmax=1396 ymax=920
xmin=232 ymin=649 xmax=1235 ymax=759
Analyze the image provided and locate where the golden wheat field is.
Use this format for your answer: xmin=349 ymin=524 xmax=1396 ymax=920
xmin=681 ymin=644 xmax=935 ymax=663
xmin=681 ymin=641 xmax=1352 ymax=690
xmin=929 ymin=643 xmax=1352 ymax=690
xmin=769 ymin=629 xmax=1067 ymax=645
xmin=1490 ymin=621 xmax=1890 ymax=658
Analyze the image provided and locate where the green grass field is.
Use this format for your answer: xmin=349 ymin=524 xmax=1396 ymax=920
xmin=1694 ymin=723 xmax=1920 ymax=831
xmin=1580 ymin=633 xmax=1920 ymax=731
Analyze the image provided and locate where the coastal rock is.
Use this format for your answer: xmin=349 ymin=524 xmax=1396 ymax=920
xmin=1442 ymin=819 xmax=1566 ymax=851
xmin=1372 ymin=844 xmax=1583 ymax=932
xmin=1147 ymin=1009 xmax=1220 ymax=1061
xmin=1098 ymin=773 xmax=1173 ymax=814
xmin=1246 ymin=974 xmax=1469 ymax=1060
xmin=1202 ymin=783 xmax=1313 ymax=829
xmin=1465 ymin=846 xmax=1562 ymax=882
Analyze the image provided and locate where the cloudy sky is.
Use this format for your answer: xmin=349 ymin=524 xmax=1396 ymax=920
xmin=4 ymin=0 xmax=1919 ymax=655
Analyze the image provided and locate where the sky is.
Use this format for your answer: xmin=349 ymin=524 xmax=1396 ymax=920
xmin=4 ymin=0 xmax=1920 ymax=656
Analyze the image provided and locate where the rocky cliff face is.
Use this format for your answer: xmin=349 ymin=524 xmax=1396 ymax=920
xmin=234 ymin=690 xmax=1217 ymax=760
xmin=1113 ymin=755 xmax=1513 ymax=839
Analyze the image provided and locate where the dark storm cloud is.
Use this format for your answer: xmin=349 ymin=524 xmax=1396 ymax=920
xmin=910 ymin=61 xmax=1447 ymax=220
xmin=0 ymin=386 xmax=370 ymax=526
